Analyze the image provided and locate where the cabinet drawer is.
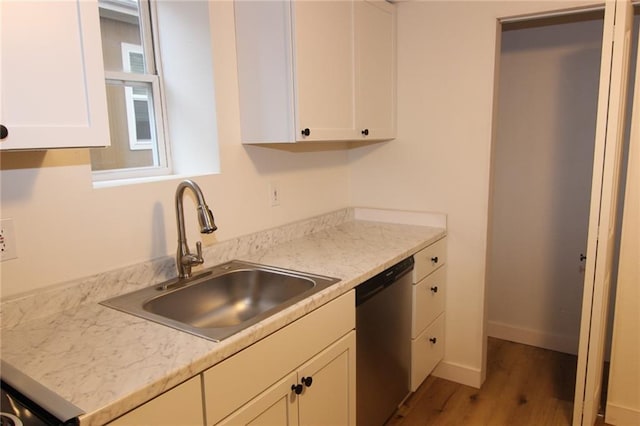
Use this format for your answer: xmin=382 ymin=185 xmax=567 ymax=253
xmin=411 ymin=267 xmax=446 ymax=338
xmin=412 ymin=238 xmax=446 ymax=283
xmin=108 ymin=376 xmax=203 ymax=426
xmin=410 ymin=313 xmax=444 ymax=392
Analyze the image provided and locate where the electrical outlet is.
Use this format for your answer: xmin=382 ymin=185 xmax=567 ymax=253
xmin=269 ymin=182 xmax=281 ymax=207
xmin=0 ymin=219 xmax=18 ymax=261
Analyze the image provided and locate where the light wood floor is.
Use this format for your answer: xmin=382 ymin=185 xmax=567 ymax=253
xmin=386 ymin=338 xmax=610 ymax=426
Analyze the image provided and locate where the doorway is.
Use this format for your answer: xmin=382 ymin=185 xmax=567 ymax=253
xmin=487 ymin=9 xmax=605 ymax=421
xmin=487 ymin=4 xmax=640 ymax=423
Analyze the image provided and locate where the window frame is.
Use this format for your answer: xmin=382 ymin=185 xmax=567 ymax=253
xmin=92 ymin=0 xmax=172 ymax=183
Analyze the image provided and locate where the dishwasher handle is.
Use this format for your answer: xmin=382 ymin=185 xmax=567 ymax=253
xmin=355 ymin=256 xmax=414 ymax=306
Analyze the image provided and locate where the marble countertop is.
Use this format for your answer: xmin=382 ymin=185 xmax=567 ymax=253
xmin=0 ymin=214 xmax=445 ymax=425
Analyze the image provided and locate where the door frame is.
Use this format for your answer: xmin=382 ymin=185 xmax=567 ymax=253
xmin=487 ymin=2 xmax=635 ymax=425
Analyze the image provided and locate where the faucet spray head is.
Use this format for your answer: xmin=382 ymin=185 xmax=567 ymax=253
xmin=198 ymin=204 xmax=217 ymax=234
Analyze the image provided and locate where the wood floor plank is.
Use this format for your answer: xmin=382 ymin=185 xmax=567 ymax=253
xmin=387 ymin=338 xmax=611 ymax=426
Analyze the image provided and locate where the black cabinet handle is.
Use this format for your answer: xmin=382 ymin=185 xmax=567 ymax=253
xmin=361 ymin=129 xmax=369 ymax=136
xmin=431 ymin=256 xmax=439 ymax=264
xmin=301 ymin=376 xmax=313 ymax=387
xmin=301 ymin=128 xmax=311 ymax=137
xmin=429 ymin=337 xmax=437 ymax=344
xmin=430 ymin=286 xmax=438 ymax=293
xmin=291 ymin=384 xmax=303 ymax=395
xmin=0 ymin=125 xmax=8 ymax=140
xmin=580 ymin=253 xmax=587 ymax=262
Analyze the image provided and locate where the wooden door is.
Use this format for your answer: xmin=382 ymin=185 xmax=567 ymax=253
xmin=573 ymin=1 xmax=635 ymax=425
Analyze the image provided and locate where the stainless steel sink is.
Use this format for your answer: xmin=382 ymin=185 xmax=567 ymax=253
xmin=101 ymin=260 xmax=339 ymax=342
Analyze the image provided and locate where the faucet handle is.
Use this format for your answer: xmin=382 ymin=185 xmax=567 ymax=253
xmin=195 ymin=241 xmax=203 ymax=261
xmin=181 ymin=241 xmax=204 ymax=270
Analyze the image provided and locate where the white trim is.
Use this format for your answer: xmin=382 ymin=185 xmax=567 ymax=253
xmin=605 ymin=403 xmax=640 ymax=426
xmin=431 ymin=360 xmax=483 ymax=389
xmin=91 ymin=163 xmax=170 ymax=182
xmin=148 ymin=0 xmax=173 ymax=173
xmin=92 ymin=172 xmax=218 ymax=189
xmin=137 ymin=0 xmax=156 ymax=74
xmin=487 ymin=320 xmax=579 ymax=355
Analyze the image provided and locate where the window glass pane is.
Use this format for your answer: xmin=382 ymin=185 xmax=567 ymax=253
xmin=98 ymin=0 xmax=146 ymax=73
xmin=90 ymin=81 xmax=159 ymax=172
xmin=133 ymin=99 xmax=152 ymax=140
xmin=129 ymin=52 xmax=145 ymax=73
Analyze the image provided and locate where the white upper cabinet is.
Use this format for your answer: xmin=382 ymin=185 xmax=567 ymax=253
xmin=355 ymin=0 xmax=396 ymax=140
xmin=0 ymin=0 xmax=110 ymax=150
xmin=293 ymin=0 xmax=357 ymax=142
xmin=234 ymin=0 xmax=395 ymax=144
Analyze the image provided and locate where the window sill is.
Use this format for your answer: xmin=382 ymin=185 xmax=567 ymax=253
xmin=92 ymin=172 xmax=218 ymax=189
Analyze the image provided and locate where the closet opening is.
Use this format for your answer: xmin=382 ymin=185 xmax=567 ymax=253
xmin=487 ymin=9 xmax=611 ymax=423
xmin=487 ymin=3 xmax=640 ymax=421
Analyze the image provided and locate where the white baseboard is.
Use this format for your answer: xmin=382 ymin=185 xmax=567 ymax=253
xmin=487 ymin=320 xmax=579 ymax=355
xmin=606 ymin=402 xmax=640 ymax=425
xmin=432 ymin=360 xmax=483 ymax=389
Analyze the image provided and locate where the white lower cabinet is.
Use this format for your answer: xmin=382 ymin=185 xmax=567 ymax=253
xmin=219 ymin=332 xmax=356 ymax=426
xmin=106 ymin=291 xmax=355 ymax=426
xmin=107 ymin=376 xmax=204 ymax=426
xmin=410 ymin=314 xmax=445 ymax=391
xmin=204 ymin=291 xmax=356 ymax=425
xmin=218 ymin=372 xmax=299 ymax=425
xmin=410 ymin=237 xmax=447 ymax=391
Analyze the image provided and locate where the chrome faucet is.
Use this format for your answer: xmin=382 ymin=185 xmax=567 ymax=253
xmin=175 ymin=180 xmax=217 ymax=278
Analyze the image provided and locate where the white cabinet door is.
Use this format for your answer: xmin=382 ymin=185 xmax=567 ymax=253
xmin=236 ymin=0 xmax=396 ymax=144
xmin=0 ymin=0 xmax=109 ymax=150
xmin=297 ymin=331 xmax=356 ymax=426
xmin=218 ymin=372 xmax=299 ymax=426
xmin=108 ymin=376 xmax=204 ymax=426
xmin=203 ymin=292 xmax=355 ymax=425
xmin=292 ymin=0 xmax=357 ymax=142
xmin=216 ymin=331 xmax=356 ymax=426
xmin=355 ymin=0 xmax=396 ymax=140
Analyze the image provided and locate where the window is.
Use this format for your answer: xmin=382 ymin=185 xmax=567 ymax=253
xmin=121 ymin=43 xmax=155 ymax=151
xmin=91 ymin=0 xmax=169 ymax=180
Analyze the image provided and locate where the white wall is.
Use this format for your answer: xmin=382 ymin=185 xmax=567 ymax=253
xmin=348 ymin=0 xmax=602 ymax=387
xmin=0 ymin=1 xmax=350 ymax=299
xmin=487 ymin=16 xmax=603 ymax=355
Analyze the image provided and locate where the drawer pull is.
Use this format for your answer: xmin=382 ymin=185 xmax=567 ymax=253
xmin=430 ymin=286 xmax=438 ymax=293
xmin=431 ymin=256 xmax=439 ymax=264
xmin=429 ymin=337 xmax=437 ymax=344
xmin=291 ymin=383 xmax=303 ymax=395
xmin=301 ymin=128 xmax=311 ymax=136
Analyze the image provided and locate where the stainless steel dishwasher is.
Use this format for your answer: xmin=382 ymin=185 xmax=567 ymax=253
xmin=356 ymin=256 xmax=414 ymax=426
